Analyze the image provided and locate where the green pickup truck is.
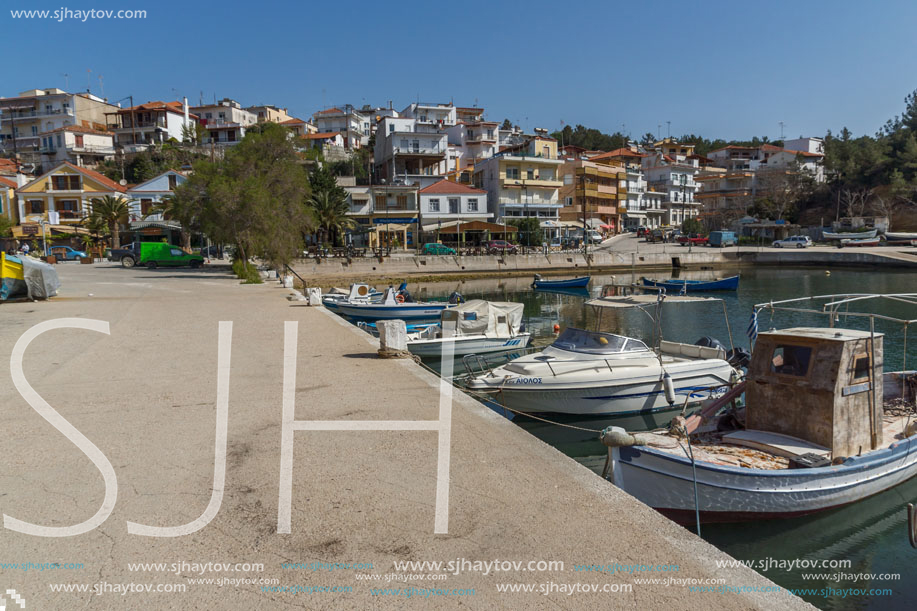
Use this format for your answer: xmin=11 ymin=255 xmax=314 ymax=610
xmin=118 ymin=242 xmax=204 ymax=269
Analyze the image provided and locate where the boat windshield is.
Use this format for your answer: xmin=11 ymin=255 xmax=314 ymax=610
xmin=551 ymin=328 xmax=648 ymax=354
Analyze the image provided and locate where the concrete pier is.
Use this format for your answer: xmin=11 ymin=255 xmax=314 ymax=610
xmin=0 ymin=264 xmax=812 ymax=609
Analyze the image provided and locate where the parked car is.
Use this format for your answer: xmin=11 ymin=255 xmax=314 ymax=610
xmin=118 ymin=242 xmax=205 ymax=268
xmin=647 ymin=228 xmax=675 ymax=243
xmin=708 ymin=231 xmax=736 ymax=247
xmin=484 ymin=240 xmax=519 ymax=255
xmin=772 ymin=235 xmax=812 ymax=249
xmin=49 ymin=245 xmax=88 ymax=261
xmin=108 ymin=241 xmax=141 ymax=264
xmin=585 ymin=230 xmax=603 ymax=244
xmin=636 ymin=226 xmax=649 ymax=237
xmin=421 ymin=243 xmax=457 ymax=255
xmin=677 ymin=233 xmax=709 ymax=246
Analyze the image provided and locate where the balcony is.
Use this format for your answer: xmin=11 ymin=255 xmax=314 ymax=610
xmin=0 ymin=107 xmax=74 ymax=123
xmin=392 ymin=145 xmax=445 ymax=157
xmin=502 ymin=177 xmax=562 ymax=188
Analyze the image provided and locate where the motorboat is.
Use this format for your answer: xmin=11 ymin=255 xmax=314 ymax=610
xmin=465 ymin=326 xmax=736 ymax=416
xmin=322 ymin=283 xmax=384 ymax=312
xmin=532 ymin=274 xmax=591 ymax=289
xmin=601 ymin=293 xmax=917 ymax=524
xmin=884 ymin=231 xmax=917 ymax=243
xmin=641 ymin=275 xmax=739 ymax=292
xmin=837 ymin=238 xmax=880 ymax=247
xmin=406 ymin=300 xmax=531 ymax=358
xmin=326 ymin=285 xmax=455 ymax=322
xmin=822 ymin=228 xmax=878 ymax=240
xmin=1 ymin=252 xmax=26 ymax=300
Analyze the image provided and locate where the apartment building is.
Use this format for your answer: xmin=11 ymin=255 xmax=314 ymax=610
xmin=0 ymin=88 xmax=117 ymax=169
xmin=641 ymin=139 xmax=702 ymax=226
xmin=191 ymin=98 xmax=256 ymax=146
xmin=38 ymin=125 xmax=114 ymax=169
xmin=106 ymin=100 xmax=192 ymax=152
xmin=312 ymin=105 xmax=370 ymax=149
xmin=446 ymin=116 xmax=499 ymax=175
xmin=126 ymin=170 xmax=187 ymax=220
xmin=374 ymin=114 xmax=449 ymax=183
xmin=474 ymin=136 xmax=564 ymax=239
xmin=246 ymin=104 xmax=293 ymax=124
xmin=418 ymin=180 xmax=491 ymax=227
xmin=558 ymin=159 xmax=625 ymax=233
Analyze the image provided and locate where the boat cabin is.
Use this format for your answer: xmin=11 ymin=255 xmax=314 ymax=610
xmin=746 ymin=328 xmax=883 ymax=457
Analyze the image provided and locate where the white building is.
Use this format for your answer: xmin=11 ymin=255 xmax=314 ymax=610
xmin=191 ymin=98 xmax=256 ymax=146
xmin=126 ymin=170 xmax=187 ymax=221
xmin=312 ymin=105 xmax=370 ymax=149
xmin=106 ymin=100 xmax=192 ymax=152
xmin=374 ymin=115 xmax=449 ymax=183
xmin=446 ymin=119 xmax=499 ymax=174
xmin=621 ymin=165 xmax=665 ymax=230
xmin=641 ymin=140 xmax=702 ymax=226
xmin=418 ymin=180 xmax=491 ymax=227
xmin=38 ymin=125 xmax=115 ymax=169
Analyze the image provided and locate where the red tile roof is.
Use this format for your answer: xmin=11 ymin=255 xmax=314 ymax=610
xmin=301 ymin=131 xmax=341 ymax=139
xmin=590 ymin=148 xmax=645 ymax=161
xmin=418 ymin=180 xmax=487 ymax=195
xmin=280 ymin=117 xmax=306 ymax=125
xmin=0 ymin=176 xmax=17 ymax=189
xmin=40 ymin=124 xmax=114 ymax=137
xmin=314 ymin=107 xmax=344 ymax=115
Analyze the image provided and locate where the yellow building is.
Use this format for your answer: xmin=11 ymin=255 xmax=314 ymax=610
xmin=1 ymin=176 xmax=18 ymax=226
xmin=15 ymin=162 xmax=125 ymax=235
xmin=558 ymin=159 xmax=626 ymax=232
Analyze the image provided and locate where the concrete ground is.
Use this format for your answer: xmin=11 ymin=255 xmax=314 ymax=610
xmin=0 ymin=263 xmax=813 ymax=610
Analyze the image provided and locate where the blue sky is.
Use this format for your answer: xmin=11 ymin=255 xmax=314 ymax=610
xmin=5 ymin=0 xmax=917 ymax=141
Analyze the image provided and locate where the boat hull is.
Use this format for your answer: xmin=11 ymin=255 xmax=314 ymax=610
xmin=472 ymin=361 xmax=734 ymax=416
xmin=408 ymin=333 xmax=532 ymax=357
xmin=611 ymin=435 xmax=917 ymax=523
xmin=823 ymin=229 xmax=878 ymax=240
xmin=331 ymin=302 xmax=450 ymax=321
xmin=641 ymin=275 xmax=739 ymax=292
xmin=533 ymin=276 xmax=590 ymax=289
xmin=1 ymin=253 xmax=26 ymax=301
xmin=884 ymin=232 xmax=917 ymax=242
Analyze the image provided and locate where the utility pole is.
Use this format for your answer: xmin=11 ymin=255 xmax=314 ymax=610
xmin=666 ymin=120 xmax=671 ymax=138
xmin=129 ymin=95 xmax=136 ymax=147
xmin=581 ymin=170 xmax=588 ymax=260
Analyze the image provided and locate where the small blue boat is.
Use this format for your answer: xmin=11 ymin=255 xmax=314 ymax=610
xmin=641 ymin=275 xmax=739 ymax=292
xmin=532 ymin=275 xmax=591 ymax=289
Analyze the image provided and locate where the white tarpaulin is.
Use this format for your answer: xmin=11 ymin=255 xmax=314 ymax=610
xmin=20 ymin=257 xmax=60 ymax=300
xmin=439 ymin=299 xmax=524 ymax=338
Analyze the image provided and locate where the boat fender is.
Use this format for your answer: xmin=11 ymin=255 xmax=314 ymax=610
xmin=395 ymin=294 xmax=405 ymax=304
xmin=662 ymin=371 xmax=676 ymax=406
xmin=599 ymin=426 xmax=648 ymax=448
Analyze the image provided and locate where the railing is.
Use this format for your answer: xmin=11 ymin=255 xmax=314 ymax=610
xmin=0 ymin=107 xmax=74 ymax=121
xmin=392 ymin=145 xmax=444 ymax=155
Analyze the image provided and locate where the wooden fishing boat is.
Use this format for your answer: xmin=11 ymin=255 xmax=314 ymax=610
xmin=1 ymin=252 xmax=26 ymax=300
xmin=532 ymin=275 xmax=591 ymax=289
xmin=822 ymin=228 xmax=878 ymax=240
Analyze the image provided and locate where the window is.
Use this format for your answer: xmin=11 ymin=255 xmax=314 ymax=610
xmin=449 ymin=198 xmax=459 ymax=214
xmin=400 ymin=139 xmax=408 ymax=150
xmin=58 ymin=200 xmax=78 ymax=211
xmin=506 ymin=167 xmax=520 ymax=180
xmin=487 ymin=129 xmax=494 ymax=139
xmin=527 ymin=168 xmax=534 ymax=179
xmin=467 ymin=129 xmax=474 ymax=139
xmin=429 ymin=198 xmax=440 ymax=212
xmin=543 ymin=145 xmax=550 ymax=157
xmin=74 ymin=134 xmax=84 ymax=148
xmin=31 ymin=125 xmax=38 ymax=136
xmin=564 ymin=175 xmax=573 ymax=185
xmin=140 ymin=199 xmax=153 ymax=215
xmin=170 ymin=249 xmax=183 ymax=256
xmin=29 ymin=200 xmax=43 ymax=214
xmin=412 ymin=139 xmax=420 ymax=152
xmin=468 ymin=198 xmax=478 ymax=212
xmin=852 ymin=353 xmax=872 ymax=383
xmin=205 ymin=113 xmax=212 ymax=119
xmin=389 ymin=124 xmax=395 ymax=133
xmin=56 ymin=134 xmax=62 ymax=147
xmin=51 ymin=175 xmax=80 ymax=190
xmin=168 ymin=174 xmax=177 ymax=190
xmin=397 ymin=195 xmax=408 ymax=208
xmin=770 ymin=345 xmax=813 ymax=377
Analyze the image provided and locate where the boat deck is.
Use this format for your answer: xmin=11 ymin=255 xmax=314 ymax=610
xmin=640 ymin=406 xmax=916 ymax=470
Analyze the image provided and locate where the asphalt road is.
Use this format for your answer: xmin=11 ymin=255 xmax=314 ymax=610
xmin=0 ymin=262 xmax=813 ymax=610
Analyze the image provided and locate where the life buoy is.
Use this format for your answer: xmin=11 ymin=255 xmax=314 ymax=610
xmin=395 ymin=294 xmax=405 ymax=304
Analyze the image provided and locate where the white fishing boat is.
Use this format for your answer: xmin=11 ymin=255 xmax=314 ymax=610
xmin=327 ymin=285 xmax=455 ymax=322
xmin=884 ymin=231 xmax=917 ymax=243
xmin=465 ymin=293 xmax=742 ymax=416
xmin=322 ymin=283 xmax=383 ymax=312
xmin=822 ymin=228 xmax=878 ymax=240
xmin=406 ymin=300 xmax=531 ymax=358
xmin=601 ymin=293 xmax=917 ymax=524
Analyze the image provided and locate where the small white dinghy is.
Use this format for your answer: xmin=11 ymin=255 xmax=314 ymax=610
xmin=406 ymin=300 xmax=531 ymax=358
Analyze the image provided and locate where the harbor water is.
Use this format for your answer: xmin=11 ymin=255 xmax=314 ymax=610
xmin=407 ymin=267 xmax=917 ymax=611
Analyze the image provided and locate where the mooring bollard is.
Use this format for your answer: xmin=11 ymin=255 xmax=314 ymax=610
xmin=377 ymin=319 xmax=410 ymax=358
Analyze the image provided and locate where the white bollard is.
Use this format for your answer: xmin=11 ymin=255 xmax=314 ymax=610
xmin=306 ymin=287 xmax=322 ymax=306
xmin=282 ymin=275 xmax=294 ymax=288
xmin=378 ymin=319 xmax=408 ymax=353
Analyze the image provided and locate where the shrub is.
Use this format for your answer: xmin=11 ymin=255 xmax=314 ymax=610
xmin=232 ymin=257 xmax=262 ymax=284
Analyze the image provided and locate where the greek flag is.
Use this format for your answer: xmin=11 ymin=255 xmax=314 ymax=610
xmin=747 ymin=309 xmax=758 ymax=342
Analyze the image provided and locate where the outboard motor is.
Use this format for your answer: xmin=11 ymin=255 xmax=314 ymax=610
xmin=694 ymin=336 xmax=727 ymax=353
xmin=726 ymin=347 xmax=751 ymax=369
xmin=448 ymin=291 xmax=464 ymax=305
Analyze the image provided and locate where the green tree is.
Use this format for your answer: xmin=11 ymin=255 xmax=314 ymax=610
xmin=681 ymin=217 xmax=704 ymax=235
xmin=0 ymin=215 xmax=13 ymax=237
xmin=549 ymin=124 xmax=626 ymax=152
xmin=501 ymin=119 xmax=513 ymax=130
xmin=171 ymin=122 xmax=313 ymax=270
xmin=309 ymin=164 xmax=345 ymax=199
xmin=89 ymin=195 xmax=133 ymax=249
xmin=508 ymin=217 xmax=543 ymax=247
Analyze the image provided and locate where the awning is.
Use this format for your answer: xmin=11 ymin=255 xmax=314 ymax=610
xmin=373 ymin=223 xmax=410 ymax=232
xmin=600 ymin=224 xmax=614 ymax=229
xmin=11 ymin=224 xmax=91 ymax=238
xmin=130 ymin=220 xmax=182 ymax=230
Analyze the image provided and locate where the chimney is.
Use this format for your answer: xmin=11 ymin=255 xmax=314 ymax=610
xmin=183 ymin=96 xmax=189 ymax=129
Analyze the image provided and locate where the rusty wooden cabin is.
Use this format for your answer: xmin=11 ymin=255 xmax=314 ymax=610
xmin=746 ymin=328 xmax=883 ymax=458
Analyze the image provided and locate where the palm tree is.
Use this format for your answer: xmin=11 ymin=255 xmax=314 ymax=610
xmin=89 ymin=195 xmax=133 ymax=249
xmin=308 ymin=189 xmax=355 ymax=246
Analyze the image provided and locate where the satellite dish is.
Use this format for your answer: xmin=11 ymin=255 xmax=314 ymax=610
xmin=119 ymin=179 xmax=127 ymax=186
